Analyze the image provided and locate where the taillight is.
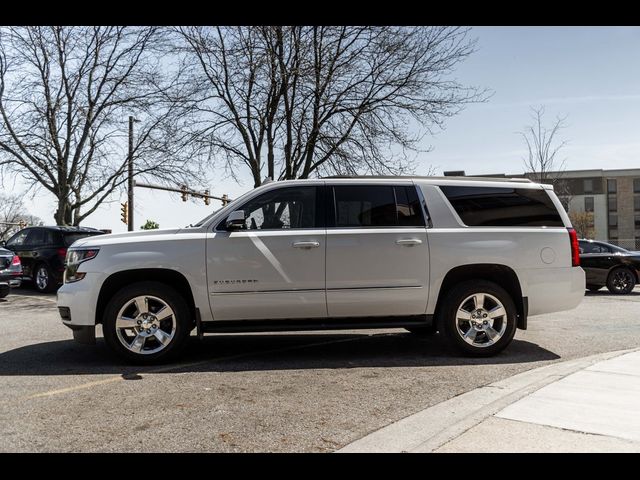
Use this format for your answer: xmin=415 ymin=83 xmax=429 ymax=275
xmin=11 ymin=255 xmax=20 ymax=266
xmin=57 ymin=248 xmax=67 ymax=259
xmin=567 ymin=228 xmax=580 ymax=267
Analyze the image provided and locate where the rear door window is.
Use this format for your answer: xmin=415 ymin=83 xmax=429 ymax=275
xmin=42 ymin=230 xmax=59 ymax=246
xmin=439 ymin=186 xmax=564 ymax=227
xmin=580 ymin=241 xmax=606 ymax=254
xmin=63 ymin=232 xmax=101 ymax=246
xmin=331 ymin=185 xmax=426 ymax=228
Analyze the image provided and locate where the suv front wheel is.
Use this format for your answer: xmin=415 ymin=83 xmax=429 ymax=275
xmin=34 ymin=263 xmax=55 ymax=293
xmin=438 ymin=280 xmax=517 ymax=356
xmin=606 ymin=267 xmax=636 ymax=294
xmin=102 ymin=281 xmax=191 ymax=364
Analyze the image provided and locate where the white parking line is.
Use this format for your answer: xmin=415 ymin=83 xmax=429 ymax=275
xmin=19 ymin=333 xmax=390 ymax=402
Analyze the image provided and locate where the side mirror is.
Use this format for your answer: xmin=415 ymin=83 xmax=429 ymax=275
xmin=0 ymin=240 xmax=5 ymax=248
xmin=225 ymin=210 xmax=245 ymax=230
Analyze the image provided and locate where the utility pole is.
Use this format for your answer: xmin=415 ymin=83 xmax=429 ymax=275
xmin=127 ymin=116 xmax=135 ymax=232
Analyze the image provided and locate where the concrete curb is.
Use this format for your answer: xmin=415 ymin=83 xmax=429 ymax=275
xmin=337 ymin=348 xmax=638 ymax=453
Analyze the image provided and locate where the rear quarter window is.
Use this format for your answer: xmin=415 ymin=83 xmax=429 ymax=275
xmin=63 ymin=232 xmax=102 ymax=247
xmin=439 ymin=186 xmax=564 ymax=227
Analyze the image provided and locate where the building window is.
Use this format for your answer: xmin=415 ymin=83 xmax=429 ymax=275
xmin=608 ymin=196 xmax=617 ymax=212
xmin=634 ymin=178 xmax=640 ymax=193
xmin=609 ymin=214 xmax=618 ymax=227
xmin=635 ymin=214 xmax=640 ymax=229
xmin=584 ymin=197 xmax=594 ymax=212
xmin=583 ymin=179 xmax=594 ymax=194
xmin=608 ymin=179 xmax=617 ymax=193
xmin=635 ymin=196 xmax=640 ymax=211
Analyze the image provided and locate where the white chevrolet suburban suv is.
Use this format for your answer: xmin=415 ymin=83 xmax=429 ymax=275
xmin=57 ymin=176 xmax=585 ymax=364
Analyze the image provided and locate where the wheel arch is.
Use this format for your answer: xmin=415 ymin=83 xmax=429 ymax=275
xmin=435 ymin=264 xmax=527 ymax=330
xmin=96 ymin=268 xmax=197 ymax=326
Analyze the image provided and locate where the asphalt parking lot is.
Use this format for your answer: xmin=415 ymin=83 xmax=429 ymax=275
xmin=1 ymin=285 xmax=639 ymax=452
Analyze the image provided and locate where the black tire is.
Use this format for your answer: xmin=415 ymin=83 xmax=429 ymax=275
xmin=102 ymin=281 xmax=192 ymax=364
xmin=438 ymin=280 xmax=517 ymax=357
xmin=33 ymin=263 xmax=56 ymax=293
xmin=0 ymin=285 xmax=9 ymax=299
xmin=606 ymin=267 xmax=636 ymax=295
xmin=405 ymin=324 xmax=438 ymax=336
xmin=586 ymin=285 xmax=602 ymax=292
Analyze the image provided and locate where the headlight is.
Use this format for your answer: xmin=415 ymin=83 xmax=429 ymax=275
xmin=64 ymin=248 xmax=99 ymax=283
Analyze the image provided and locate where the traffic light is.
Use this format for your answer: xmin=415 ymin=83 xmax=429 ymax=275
xmin=120 ymin=202 xmax=128 ymax=224
xmin=222 ymin=194 xmax=229 ymax=207
xmin=181 ymin=185 xmax=188 ymax=202
xmin=204 ymin=190 xmax=210 ymax=206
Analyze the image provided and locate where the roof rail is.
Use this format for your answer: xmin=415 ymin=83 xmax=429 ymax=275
xmin=322 ymin=175 xmax=534 ymax=183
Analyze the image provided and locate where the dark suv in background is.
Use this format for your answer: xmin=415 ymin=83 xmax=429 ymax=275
xmin=2 ymin=226 xmax=105 ymax=292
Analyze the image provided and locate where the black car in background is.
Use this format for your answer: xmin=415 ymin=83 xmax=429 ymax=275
xmin=2 ymin=226 xmax=105 ymax=293
xmin=0 ymin=247 xmax=22 ymax=298
xmin=578 ymin=239 xmax=640 ymax=294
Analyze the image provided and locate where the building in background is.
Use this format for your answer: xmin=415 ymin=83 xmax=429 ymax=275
xmin=444 ymin=168 xmax=640 ymax=250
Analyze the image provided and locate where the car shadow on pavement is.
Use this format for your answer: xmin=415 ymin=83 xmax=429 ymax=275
xmin=0 ymin=332 xmax=560 ymax=376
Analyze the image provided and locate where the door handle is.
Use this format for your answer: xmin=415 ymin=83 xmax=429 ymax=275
xmin=396 ymin=238 xmax=423 ymax=246
xmin=292 ymin=241 xmax=320 ymax=249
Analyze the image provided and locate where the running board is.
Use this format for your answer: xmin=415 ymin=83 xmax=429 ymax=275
xmin=200 ymin=315 xmax=433 ymax=334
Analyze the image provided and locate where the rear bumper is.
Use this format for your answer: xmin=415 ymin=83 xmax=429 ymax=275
xmin=523 ymin=266 xmax=585 ymax=316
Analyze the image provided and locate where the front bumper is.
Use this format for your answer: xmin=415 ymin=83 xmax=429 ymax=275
xmin=57 ymin=272 xmax=105 ymax=346
xmin=63 ymin=322 xmax=96 ymax=344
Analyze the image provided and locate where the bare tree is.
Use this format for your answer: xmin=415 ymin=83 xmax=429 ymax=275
xmin=0 ymin=193 xmax=42 ymax=240
xmin=569 ymin=211 xmax=594 ymax=239
xmin=520 ymin=106 xmax=569 ymax=191
xmin=176 ymin=26 xmax=486 ymax=187
xmin=0 ymin=26 xmax=201 ymax=226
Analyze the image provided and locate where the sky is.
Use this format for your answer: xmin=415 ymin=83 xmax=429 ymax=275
xmin=8 ymin=26 xmax=640 ymax=232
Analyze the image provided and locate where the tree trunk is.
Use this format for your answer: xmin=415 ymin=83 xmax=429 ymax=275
xmin=54 ymin=198 xmax=73 ymax=226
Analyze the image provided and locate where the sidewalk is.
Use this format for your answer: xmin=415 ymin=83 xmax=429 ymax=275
xmin=338 ymin=349 xmax=640 ymax=453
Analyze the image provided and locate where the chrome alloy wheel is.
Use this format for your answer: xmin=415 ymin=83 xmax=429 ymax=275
xmin=36 ymin=266 xmax=49 ymax=291
xmin=115 ymin=295 xmax=176 ymax=355
xmin=455 ymin=293 xmax=507 ymax=348
xmin=611 ymin=270 xmax=634 ymax=293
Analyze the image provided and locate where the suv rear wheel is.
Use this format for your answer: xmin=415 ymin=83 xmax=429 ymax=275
xmin=438 ymin=280 xmax=517 ymax=356
xmin=102 ymin=281 xmax=191 ymax=364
